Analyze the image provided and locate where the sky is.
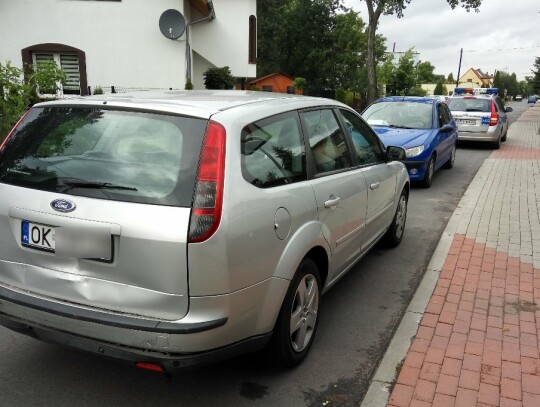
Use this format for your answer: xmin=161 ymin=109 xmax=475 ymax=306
xmin=343 ymin=0 xmax=540 ymax=81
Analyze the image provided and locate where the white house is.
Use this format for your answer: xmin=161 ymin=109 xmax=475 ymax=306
xmin=0 ymin=0 xmax=257 ymax=94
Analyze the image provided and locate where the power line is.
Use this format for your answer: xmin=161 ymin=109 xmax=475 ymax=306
xmin=464 ymin=45 xmax=540 ymax=53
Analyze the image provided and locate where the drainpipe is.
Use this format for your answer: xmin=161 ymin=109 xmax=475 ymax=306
xmin=186 ymin=1 xmax=216 ymax=83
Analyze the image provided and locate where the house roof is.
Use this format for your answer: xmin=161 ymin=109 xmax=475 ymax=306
xmin=458 ymin=68 xmax=493 ymax=83
xmin=473 ymin=68 xmax=492 ymax=79
xmin=249 ymin=72 xmax=295 ymax=85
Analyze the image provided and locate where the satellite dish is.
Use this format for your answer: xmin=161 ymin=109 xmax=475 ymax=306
xmin=159 ymin=9 xmax=186 ymax=40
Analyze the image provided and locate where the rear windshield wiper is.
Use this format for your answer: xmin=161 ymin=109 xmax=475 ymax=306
xmin=60 ymin=179 xmax=138 ymax=191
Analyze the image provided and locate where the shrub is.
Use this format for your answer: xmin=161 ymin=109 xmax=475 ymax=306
xmin=27 ymin=61 xmax=67 ymax=103
xmin=92 ymin=86 xmax=104 ymax=95
xmin=292 ymin=77 xmax=306 ymax=90
xmin=335 ymin=88 xmax=347 ymax=103
xmin=184 ymin=80 xmax=194 ymax=90
xmin=0 ymin=61 xmax=30 ymax=141
xmin=203 ymin=66 xmax=235 ymax=90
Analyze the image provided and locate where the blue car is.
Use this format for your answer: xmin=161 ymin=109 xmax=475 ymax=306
xmin=362 ymin=96 xmax=458 ymax=187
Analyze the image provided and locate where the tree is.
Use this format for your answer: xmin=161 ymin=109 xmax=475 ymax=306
xmin=434 ymin=81 xmax=444 ymax=95
xmin=377 ymin=53 xmax=396 ymax=95
xmin=378 ymin=49 xmax=428 ymax=96
xmin=360 ymin=0 xmax=482 ymax=103
xmin=447 ymin=73 xmax=455 ymax=84
xmin=203 ymin=66 xmax=235 ymax=89
xmin=416 ymin=61 xmax=436 ymax=84
xmin=493 ymin=70 xmax=520 ymax=99
xmin=258 ymin=0 xmax=386 ymax=97
xmin=530 ymin=57 xmax=540 ymax=94
xmin=257 ymin=0 xmax=285 ymax=76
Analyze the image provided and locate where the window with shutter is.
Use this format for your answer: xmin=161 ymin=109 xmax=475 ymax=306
xmin=31 ymin=52 xmax=81 ymax=95
xmin=60 ymin=54 xmax=81 ymax=94
xmin=22 ymin=44 xmax=88 ymax=96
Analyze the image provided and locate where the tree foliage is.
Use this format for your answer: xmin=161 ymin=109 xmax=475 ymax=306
xmin=29 ymin=60 xmax=66 ymax=99
xmin=416 ymin=61 xmax=436 ymax=84
xmin=0 ymin=59 xmax=78 ymax=140
xmin=378 ymin=49 xmax=426 ymax=96
xmin=434 ymin=81 xmax=444 ymax=95
xmin=494 ymin=70 xmax=521 ymax=99
xmin=257 ymin=0 xmax=386 ymax=94
xmin=360 ymin=0 xmax=483 ymax=103
xmin=530 ymin=57 xmax=540 ymax=95
xmin=0 ymin=61 xmax=29 ymax=140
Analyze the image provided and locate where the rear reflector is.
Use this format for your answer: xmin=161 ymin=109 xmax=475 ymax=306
xmin=135 ymin=362 xmax=165 ymax=373
xmin=188 ymin=121 xmax=226 ymax=243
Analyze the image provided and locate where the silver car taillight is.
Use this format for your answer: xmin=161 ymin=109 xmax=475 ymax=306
xmin=188 ymin=121 xmax=226 ymax=243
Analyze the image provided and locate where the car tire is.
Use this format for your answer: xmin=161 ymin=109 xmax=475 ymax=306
xmin=442 ymin=143 xmax=456 ymax=169
xmin=492 ymin=135 xmax=501 ymax=149
xmin=420 ymin=155 xmax=435 ymax=188
xmin=382 ymin=188 xmax=408 ymax=248
xmin=267 ymin=258 xmax=321 ymax=368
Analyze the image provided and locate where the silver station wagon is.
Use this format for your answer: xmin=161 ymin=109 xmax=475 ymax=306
xmin=0 ymin=91 xmax=409 ymax=372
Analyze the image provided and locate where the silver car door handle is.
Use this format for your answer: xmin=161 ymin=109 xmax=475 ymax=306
xmin=324 ymin=197 xmax=341 ymax=209
xmin=370 ymin=182 xmax=380 ymax=190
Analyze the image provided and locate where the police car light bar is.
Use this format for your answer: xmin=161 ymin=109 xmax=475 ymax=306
xmin=454 ymin=87 xmax=498 ymax=96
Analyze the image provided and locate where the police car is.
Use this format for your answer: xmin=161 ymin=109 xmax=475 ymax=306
xmin=447 ymin=88 xmax=513 ymax=149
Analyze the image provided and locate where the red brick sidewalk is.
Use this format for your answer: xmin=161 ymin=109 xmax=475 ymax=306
xmin=388 ymin=234 xmax=540 ymax=407
xmin=384 ymin=106 xmax=540 ymax=407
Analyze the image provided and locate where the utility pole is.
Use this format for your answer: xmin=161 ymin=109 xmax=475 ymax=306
xmin=456 ymin=48 xmax=463 ymax=88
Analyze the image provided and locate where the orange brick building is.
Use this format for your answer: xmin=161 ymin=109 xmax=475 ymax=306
xmin=249 ymin=73 xmax=302 ymax=94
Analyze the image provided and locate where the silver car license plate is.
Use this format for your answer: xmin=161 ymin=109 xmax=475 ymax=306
xmin=21 ymin=220 xmax=55 ymax=252
xmin=458 ymin=119 xmax=476 ymax=125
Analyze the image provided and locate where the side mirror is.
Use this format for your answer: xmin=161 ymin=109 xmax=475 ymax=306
xmin=440 ymin=123 xmax=454 ymax=132
xmin=386 ymin=146 xmax=406 ymax=161
xmin=505 ymin=106 xmax=513 ymax=112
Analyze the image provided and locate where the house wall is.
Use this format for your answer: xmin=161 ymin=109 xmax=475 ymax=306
xmin=421 ymin=83 xmax=456 ymax=96
xmin=252 ymin=75 xmax=294 ymax=93
xmin=192 ymin=51 xmax=213 ymax=90
xmin=191 ymin=0 xmax=256 ymax=81
xmin=457 ymin=68 xmax=488 ymax=88
xmin=0 ymin=0 xmax=256 ymax=91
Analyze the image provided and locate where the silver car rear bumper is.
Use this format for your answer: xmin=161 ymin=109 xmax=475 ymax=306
xmin=0 ymin=311 xmax=271 ymax=372
xmin=0 ymin=276 xmax=289 ymax=370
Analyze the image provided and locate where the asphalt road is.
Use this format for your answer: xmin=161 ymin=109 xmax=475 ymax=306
xmin=0 ymin=102 xmax=530 ymax=407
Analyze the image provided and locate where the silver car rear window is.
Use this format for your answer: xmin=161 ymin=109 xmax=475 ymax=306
xmin=447 ymin=98 xmax=491 ymax=113
xmin=0 ymin=107 xmax=207 ymax=207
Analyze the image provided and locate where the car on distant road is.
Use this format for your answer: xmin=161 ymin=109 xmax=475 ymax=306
xmin=447 ymin=89 xmax=512 ymax=149
xmin=0 ymin=90 xmax=410 ymax=372
xmin=528 ymin=95 xmax=538 ymax=104
xmin=515 ymin=95 xmax=523 ymax=101
xmin=362 ymin=96 xmax=458 ymax=188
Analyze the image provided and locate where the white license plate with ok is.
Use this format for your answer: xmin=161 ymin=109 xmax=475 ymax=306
xmin=21 ymin=220 xmax=55 ymax=251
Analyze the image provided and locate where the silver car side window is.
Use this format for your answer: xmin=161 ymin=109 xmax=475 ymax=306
xmin=241 ymin=112 xmax=306 ymax=188
xmin=338 ymin=109 xmax=385 ymax=166
xmin=302 ymin=109 xmax=352 ymax=175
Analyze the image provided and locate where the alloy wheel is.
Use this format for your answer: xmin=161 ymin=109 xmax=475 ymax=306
xmin=290 ymin=273 xmax=319 ymax=352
